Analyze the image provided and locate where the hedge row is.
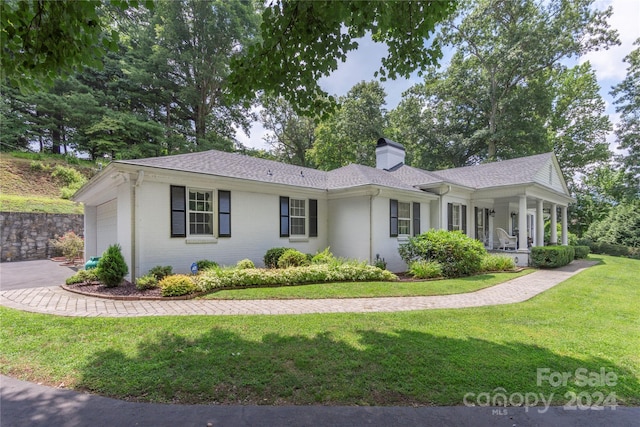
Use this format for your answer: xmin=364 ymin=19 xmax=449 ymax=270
xmin=531 ymin=246 xmax=575 ymax=268
xmin=195 ymin=262 xmax=397 ymax=292
xmin=577 ymin=239 xmax=640 ymax=259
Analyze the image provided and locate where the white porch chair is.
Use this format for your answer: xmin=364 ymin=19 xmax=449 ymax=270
xmin=496 ymin=228 xmax=517 ymax=251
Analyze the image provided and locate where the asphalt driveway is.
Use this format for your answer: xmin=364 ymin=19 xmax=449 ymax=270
xmin=0 ymin=260 xmax=76 ymax=291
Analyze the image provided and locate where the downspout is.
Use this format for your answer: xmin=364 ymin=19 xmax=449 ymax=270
xmin=131 ymin=170 xmax=144 ymax=282
xmin=369 ymin=188 xmax=381 ymax=264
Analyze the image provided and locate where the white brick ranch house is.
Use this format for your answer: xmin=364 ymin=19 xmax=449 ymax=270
xmin=72 ymin=139 xmax=574 ymax=278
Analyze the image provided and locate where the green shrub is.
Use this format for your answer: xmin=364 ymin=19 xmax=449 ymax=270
xmin=96 ymin=244 xmax=128 ymax=288
xmin=531 ymin=245 xmax=575 ymax=268
xmin=264 ymin=247 xmax=291 ymax=268
xmin=49 ymin=231 xmax=84 ymax=261
xmin=311 ymin=247 xmax=335 ymax=264
xmin=196 ymin=259 xmax=219 ymax=271
xmin=51 ymin=165 xmax=84 ymax=186
xmin=148 ymin=265 xmax=173 ymax=280
xmin=236 ymin=259 xmax=255 ymax=269
xmin=373 ymin=255 xmax=387 ymax=270
xmin=65 ymin=269 xmax=98 ymax=285
xmin=30 ymin=161 xmax=49 ymax=172
xmin=159 ymin=274 xmax=197 ymax=297
xmin=480 ymin=254 xmax=516 ymax=272
xmin=195 ymin=262 xmax=397 ymax=292
xmin=277 ymin=249 xmax=310 ymax=268
xmin=409 ymin=260 xmax=443 ymax=279
xmin=398 ymin=230 xmax=487 ymax=278
xmin=136 ymin=274 xmax=158 ymax=290
xmin=573 ymin=246 xmax=590 ymax=260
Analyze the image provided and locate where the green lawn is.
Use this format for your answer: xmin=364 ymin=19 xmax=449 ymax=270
xmin=200 ymin=269 xmax=533 ymax=299
xmin=0 ymin=194 xmax=84 ymax=214
xmin=1 ymin=255 xmax=638 ymax=407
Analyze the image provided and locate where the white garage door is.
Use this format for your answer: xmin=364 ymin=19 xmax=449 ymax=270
xmin=96 ymin=199 xmax=117 ymax=256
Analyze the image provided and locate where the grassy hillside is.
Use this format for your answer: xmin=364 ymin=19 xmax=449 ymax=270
xmin=0 ymin=152 xmax=98 ymax=214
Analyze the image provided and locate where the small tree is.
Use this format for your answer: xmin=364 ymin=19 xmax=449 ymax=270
xmin=96 ymin=244 xmax=128 ymax=288
xmin=49 ymin=231 xmax=84 ymax=262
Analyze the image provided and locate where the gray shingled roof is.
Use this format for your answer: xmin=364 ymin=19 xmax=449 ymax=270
xmin=118 ymin=150 xmax=328 ymax=190
xmin=391 ymin=152 xmax=555 ymax=189
xmin=116 ymin=149 xmax=557 ymax=193
xmin=327 ymin=164 xmax=422 ymax=192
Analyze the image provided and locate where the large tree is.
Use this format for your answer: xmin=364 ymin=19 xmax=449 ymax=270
xmin=259 ymin=96 xmax=316 ymax=167
xmin=148 ymin=0 xmax=259 ymax=149
xmin=611 ymin=38 xmax=640 ymax=193
xmin=310 ymin=81 xmax=387 ymax=170
xmin=437 ymin=0 xmax=619 ymax=160
xmin=230 ymin=0 xmax=457 ymax=114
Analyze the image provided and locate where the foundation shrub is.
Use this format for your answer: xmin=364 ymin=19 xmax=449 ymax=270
xmin=236 ymin=259 xmax=255 ymax=269
xmin=263 ymin=247 xmax=291 ymax=268
xmin=195 ymin=262 xmax=397 ymax=292
xmin=148 ymin=265 xmax=173 ymax=280
xmin=96 ymin=244 xmax=128 ymax=288
xmin=277 ymin=249 xmax=310 ymax=268
xmin=136 ymin=274 xmax=158 ymax=290
xmin=159 ymin=274 xmax=197 ymax=297
xmin=480 ymin=254 xmax=516 ymax=271
xmin=398 ymin=230 xmax=487 ymax=278
xmin=531 ymin=245 xmax=574 ymax=268
xmin=65 ymin=269 xmax=99 ymax=285
xmin=573 ymin=246 xmax=590 ymax=260
xmin=408 ymin=260 xmax=443 ymax=279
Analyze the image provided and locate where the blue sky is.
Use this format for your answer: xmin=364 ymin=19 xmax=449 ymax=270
xmin=237 ymin=0 xmax=640 ymax=154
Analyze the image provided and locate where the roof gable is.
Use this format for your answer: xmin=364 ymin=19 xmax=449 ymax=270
xmin=390 ymin=152 xmax=570 ymax=195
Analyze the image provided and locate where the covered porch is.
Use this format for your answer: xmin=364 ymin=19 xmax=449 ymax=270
xmin=470 ymin=186 xmax=574 ymax=266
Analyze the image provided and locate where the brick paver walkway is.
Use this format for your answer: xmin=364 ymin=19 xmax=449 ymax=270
xmin=0 ymin=260 xmax=597 ymax=317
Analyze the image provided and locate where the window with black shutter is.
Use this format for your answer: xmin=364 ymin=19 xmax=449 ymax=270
xmin=390 ymin=199 xmax=398 ymax=237
xmin=218 ymin=190 xmax=231 ymax=237
xmin=309 ymin=199 xmax=318 ymax=237
xmin=413 ymin=202 xmax=421 ymax=236
xmin=280 ymin=196 xmax=290 ymax=237
xmin=170 ymin=185 xmax=186 ymax=237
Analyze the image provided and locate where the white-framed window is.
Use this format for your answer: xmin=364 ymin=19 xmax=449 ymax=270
xmin=188 ymin=189 xmax=214 ymax=235
xmin=390 ymin=200 xmax=420 ymax=237
xmin=280 ymin=196 xmax=318 ymax=238
xmin=398 ymin=201 xmax=411 ymax=235
xmin=452 ymin=204 xmax=461 ymax=230
xmin=290 ymin=198 xmax=306 ymax=236
xmin=447 ymin=202 xmax=466 ymax=233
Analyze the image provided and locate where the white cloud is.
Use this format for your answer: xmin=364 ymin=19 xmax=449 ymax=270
xmin=580 ymin=0 xmax=640 ymax=82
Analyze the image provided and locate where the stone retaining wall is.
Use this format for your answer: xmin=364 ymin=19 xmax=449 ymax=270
xmin=0 ymin=212 xmax=84 ymax=262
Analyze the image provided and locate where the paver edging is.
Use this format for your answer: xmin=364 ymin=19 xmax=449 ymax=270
xmin=60 ymin=284 xmax=205 ymax=301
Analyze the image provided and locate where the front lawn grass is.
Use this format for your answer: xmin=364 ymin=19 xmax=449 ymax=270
xmin=200 ymin=269 xmax=533 ymax=299
xmin=1 ymin=255 xmax=638 ymax=407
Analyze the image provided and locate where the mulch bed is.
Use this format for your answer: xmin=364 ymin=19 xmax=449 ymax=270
xmin=62 ymin=281 xmax=168 ymax=300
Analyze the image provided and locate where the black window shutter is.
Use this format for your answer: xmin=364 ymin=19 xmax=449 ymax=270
xmin=474 ymin=206 xmax=479 ymax=239
xmin=280 ymin=196 xmax=290 ymax=237
xmin=309 ymin=199 xmax=318 ymax=237
xmin=170 ymin=185 xmax=186 ymax=237
xmin=218 ymin=190 xmax=231 ymax=237
xmin=461 ymin=205 xmax=467 ymax=234
xmin=447 ymin=203 xmax=453 ymax=231
xmin=390 ymin=199 xmax=398 ymax=237
xmin=412 ymin=202 xmax=421 ymax=236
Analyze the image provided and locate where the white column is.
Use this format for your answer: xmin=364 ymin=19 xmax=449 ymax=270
xmin=561 ymin=205 xmax=568 ymax=245
xmin=518 ymin=195 xmax=528 ymax=251
xmin=536 ymin=199 xmax=544 ymax=247
xmin=550 ymin=203 xmax=557 ymax=245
